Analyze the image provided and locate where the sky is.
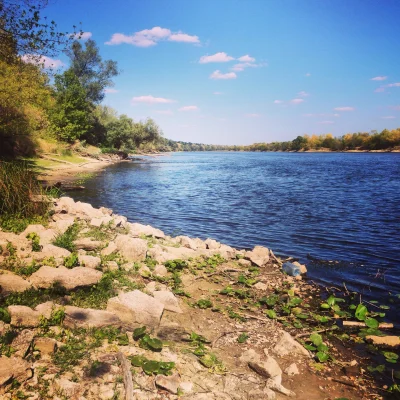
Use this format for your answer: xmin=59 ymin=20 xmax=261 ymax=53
xmin=41 ymin=0 xmax=400 ymax=145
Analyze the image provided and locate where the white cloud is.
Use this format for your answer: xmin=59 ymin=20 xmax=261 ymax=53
xmin=319 ymin=121 xmax=334 ymax=124
xmin=298 ymin=91 xmax=309 ymax=97
xmin=73 ymin=31 xmax=92 ymax=40
xmin=178 ymin=105 xmax=199 ymax=111
xmin=213 ymin=92 xmax=223 ymax=95
xmin=371 ymin=76 xmax=387 ymax=81
xmin=105 ymin=27 xmax=198 ymax=47
xmin=104 ymin=88 xmax=118 ymax=94
xmin=290 ymin=98 xmax=304 ymax=104
xmin=210 ymin=70 xmax=237 ymax=80
xmin=246 ymin=113 xmax=260 ymax=117
xmin=334 ymin=106 xmax=355 ymax=111
xmin=168 ymin=32 xmax=199 ymax=43
xmin=200 ymin=52 xmax=234 ymax=63
xmin=381 ymin=116 xmax=395 ymax=119
xmin=131 ymin=95 xmax=175 ymax=104
xmin=387 ymin=82 xmax=400 ymax=87
xmin=21 ymin=54 xmax=64 ymax=69
xmin=156 ymin=110 xmax=173 ymax=115
xmin=274 ymin=100 xmax=283 ymax=104
xmin=238 ymin=54 xmax=255 ymax=62
xmin=305 ymin=73 xmax=311 ymax=77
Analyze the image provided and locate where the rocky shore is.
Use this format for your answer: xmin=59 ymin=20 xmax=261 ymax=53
xmin=0 ymin=197 xmax=383 ymax=399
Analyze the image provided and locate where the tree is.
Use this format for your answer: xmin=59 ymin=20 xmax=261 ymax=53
xmin=291 ymin=135 xmax=307 ymax=151
xmin=66 ymin=39 xmax=118 ymax=103
xmin=50 ymin=69 xmax=91 ymax=142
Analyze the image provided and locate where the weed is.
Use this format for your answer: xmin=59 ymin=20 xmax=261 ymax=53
xmin=26 ymin=232 xmax=41 ymax=252
xmin=237 ymin=332 xmax=249 ymax=343
xmin=64 ymin=253 xmax=79 ymax=268
xmin=83 ymin=226 xmax=111 ymax=241
xmin=52 ymin=223 xmax=80 ymax=252
xmin=196 ymin=299 xmax=213 ymax=309
xmin=129 ymin=355 xmax=175 ymax=376
xmin=0 ymin=307 xmax=11 ymax=323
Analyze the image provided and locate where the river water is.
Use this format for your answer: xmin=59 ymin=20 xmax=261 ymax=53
xmin=70 ymin=152 xmax=400 ymax=297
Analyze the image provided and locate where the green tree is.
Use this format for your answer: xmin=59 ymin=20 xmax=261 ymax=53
xmin=291 ymin=136 xmax=307 ymax=151
xmin=66 ymin=39 xmax=118 ymax=103
xmin=50 ymin=69 xmax=91 ymax=142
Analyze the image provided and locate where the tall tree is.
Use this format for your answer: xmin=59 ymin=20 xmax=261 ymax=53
xmin=66 ymin=39 xmax=118 ymax=103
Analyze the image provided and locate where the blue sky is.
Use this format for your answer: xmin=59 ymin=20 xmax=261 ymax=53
xmin=42 ymin=0 xmax=400 ymax=145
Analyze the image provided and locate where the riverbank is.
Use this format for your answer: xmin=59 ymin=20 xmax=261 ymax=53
xmin=0 ymin=196 xmax=398 ymax=399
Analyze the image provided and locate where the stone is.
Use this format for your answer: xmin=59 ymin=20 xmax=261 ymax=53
xmin=113 ymin=215 xmax=127 ymax=227
xmin=0 ymin=321 xmax=7 ymax=336
xmin=153 ymin=291 xmax=182 ymax=313
xmin=100 ymin=206 xmax=113 ymax=216
xmin=285 ymin=363 xmax=299 ymax=376
xmin=254 ymin=282 xmax=268 ymax=291
xmin=90 ymin=215 xmax=113 ymax=227
xmin=365 ymin=335 xmax=400 ymax=348
xmin=11 ymin=329 xmax=35 ymax=357
xmin=238 ymin=258 xmax=251 ymax=267
xmin=239 ymin=349 xmax=261 ymax=364
xmin=155 ymin=373 xmax=180 ymax=394
xmin=63 ymin=306 xmax=122 ymax=329
xmin=0 ymin=271 xmax=32 ymax=295
xmin=35 ymin=337 xmax=57 ymax=355
xmin=8 ymin=305 xmax=42 ymax=327
xmin=193 ymin=238 xmax=207 ymax=249
xmin=249 ymin=356 xmax=282 ymax=379
xmin=0 ymin=357 xmax=32 ymax=387
xmin=78 ymin=255 xmax=101 ymax=269
xmin=246 ymin=246 xmax=270 ymax=267
xmin=248 ymin=389 xmax=276 ymax=400
xmin=29 ymin=266 xmax=102 ymax=290
xmin=219 ymin=244 xmax=236 ymax=259
xmin=107 ymin=290 xmax=164 ymax=329
xmin=138 ymin=265 xmax=151 ymax=277
xmin=54 ymin=378 xmax=83 ymax=399
xmin=128 ymin=222 xmax=165 ymax=239
xmin=146 ymin=281 xmax=168 ymax=294
xmin=292 ymin=261 xmax=307 ymax=274
xmin=34 ymin=244 xmax=71 ymax=260
xmin=179 ymin=381 xmax=193 ymax=394
xmin=50 ymin=217 xmax=75 ymax=234
xmin=266 ymin=378 xmax=295 ymax=397
xmin=175 ymin=236 xmax=198 ymax=250
xmin=101 ymin=241 xmax=118 ymax=257
xmin=73 ymin=238 xmax=102 ymax=251
xmin=205 ymin=238 xmax=221 ymax=250
xmin=272 ymin=330 xmax=310 ymax=358
xmin=153 ymin=264 xmax=168 ymax=277
xmin=105 ymin=261 xmax=119 ymax=271
xmin=114 ymin=235 xmax=147 ymax=262
xmin=35 ymin=301 xmax=57 ymax=319
xmin=147 ymin=244 xmax=199 ymax=263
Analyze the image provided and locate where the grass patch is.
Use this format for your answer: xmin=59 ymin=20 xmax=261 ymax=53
xmin=52 ymin=222 xmax=80 ymax=252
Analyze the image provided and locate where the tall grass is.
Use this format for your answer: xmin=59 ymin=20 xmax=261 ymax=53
xmin=0 ymin=161 xmax=51 ymax=232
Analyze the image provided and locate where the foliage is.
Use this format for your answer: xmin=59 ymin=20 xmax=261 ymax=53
xmin=26 ymin=232 xmax=41 ymax=251
xmin=52 ymin=222 xmax=80 ymax=252
xmin=64 ymin=253 xmax=79 ymax=268
xmin=129 ymin=355 xmax=175 ymax=376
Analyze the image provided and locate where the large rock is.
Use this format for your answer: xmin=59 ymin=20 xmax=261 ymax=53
xmin=11 ymin=329 xmax=35 ymax=357
xmin=78 ymin=254 xmax=101 ymax=269
xmin=32 ymin=244 xmax=71 ymax=261
xmin=128 ymin=223 xmax=165 ymax=239
xmin=155 ymin=373 xmax=180 ymax=394
xmin=366 ymin=335 xmax=400 ymax=348
xmin=107 ymin=290 xmax=164 ymax=329
xmin=147 ymin=244 xmax=199 ymax=263
xmin=219 ymin=244 xmax=236 ymax=259
xmin=249 ymin=356 xmax=282 ymax=379
xmin=50 ymin=217 xmax=75 ymax=234
xmin=0 ymin=357 xmax=32 ymax=387
xmin=175 ymin=236 xmax=198 ymax=250
xmin=35 ymin=337 xmax=57 ymax=355
xmin=205 ymin=238 xmax=221 ymax=250
xmin=72 ymin=201 xmax=104 ymax=220
xmin=272 ymin=330 xmax=310 ymax=358
xmin=73 ymin=238 xmax=103 ymax=251
xmin=63 ymin=306 xmax=122 ymax=329
xmin=246 ymin=246 xmax=270 ymax=267
xmin=153 ymin=291 xmax=182 ymax=313
xmin=89 ymin=215 xmax=113 ymax=227
xmin=54 ymin=378 xmax=83 ymax=399
xmin=0 ymin=271 xmax=32 ymax=295
xmin=29 ymin=266 xmax=102 ymax=290
xmin=114 ymin=235 xmax=147 ymax=262
xmin=8 ymin=302 xmax=59 ymax=327
xmin=101 ymin=241 xmax=118 ymax=257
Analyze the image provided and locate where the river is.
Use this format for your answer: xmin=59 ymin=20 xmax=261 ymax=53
xmin=69 ymin=152 xmax=400 ymax=298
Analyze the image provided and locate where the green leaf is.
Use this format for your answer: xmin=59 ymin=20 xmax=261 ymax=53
xmin=327 ymin=295 xmax=336 ymax=306
xmin=383 ymin=352 xmax=399 ymax=363
xmin=293 ymin=321 xmax=303 ymax=329
xmin=310 ymin=333 xmax=323 ymax=347
xmin=313 ymin=314 xmax=331 ymax=323
xmin=304 ymin=344 xmax=316 ymax=351
xmin=129 ymin=355 xmax=147 ymax=367
xmin=288 ymin=297 xmax=302 ymax=307
xmin=265 ymin=309 xmax=277 ymax=319
xmin=133 ymin=326 xmax=147 ymax=340
xmin=380 ymin=305 xmax=390 ymax=310
xmin=355 ymin=304 xmax=368 ymax=321
xmin=147 ymin=337 xmax=163 ymax=352
xmin=316 ymin=351 xmax=330 ymax=362
xmin=320 ymin=303 xmax=330 ymax=309
xmin=237 ymin=333 xmax=249 ymax=343
xmin=365 ymin=318 xmax=379 ymax=329
xmin=142 ymin=360 xmax=161 ymax=375
xmin=317 ymin=343 xmax=329 ymax=352
xmin=296 ymin=313 xmax=309 ymax=319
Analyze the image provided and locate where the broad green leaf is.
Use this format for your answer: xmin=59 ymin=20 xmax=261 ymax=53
xmin=293 ymin=321 xmax=303 ymax=329
xmin=310 ymin=333 xmax=323 ymax=346
xmin=320 ymin=303 xmax=330 ymax=309
xmin=317 ymin=343 xmax=329 ymax=352
xmin=316 ymin=351 xmax=329 ymax=362
xmin=130 ymin=355 xmax=147 ymax=367
xmin=365 ymin=317 xmax=379 ymax=329
xmin=265 ymin=309 xmax=277 ymax=319
xmin=327 ymin=295 xmax=336 ymax=306
xmin=355 ymin=304 xmax=368 ymax=321
xmin=143 ymin=360 xmax=160 ymax=375
xmin=304 ymin=344 xmax=316 ymax=351
xmin=133 ymin=326 xmax=147 ymax=340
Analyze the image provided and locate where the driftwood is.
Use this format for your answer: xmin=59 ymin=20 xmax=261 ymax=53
xmin=342 ymin=321 xmax=393 ymax=329
xmin=117 ymin=352 xmax=134 ymax=400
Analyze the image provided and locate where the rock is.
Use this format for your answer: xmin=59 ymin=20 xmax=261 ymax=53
xmin=73 ymin=238 xmax=102 ymax=251
xmin=72 ymin=201 xmax=104 ymax=220
xmin=285 ymin=363 xmax=299 ymax=376
xmin=29 ymin=266 xmax=102 ymax=290
xmin=63 ymin=306 xmax=122 ymax=329
xmin=35 ymin=244 xmax=71 ymax=260
xmin=101 ymin=241 xmax=118 ymax=257
xmin=0 ymin=357 xmax=32 ymax=387
xmin=35 ymin=301 xmax=57 ymax=319
xmin=35 ymin=337 xmax=57 ymax=355
xmin=107 ymin=290 xmax=164 ymax=329
xmin=100 ymin=206 xmax=113 ymax=216
xmin=254 ymin=282 xmax=268 ymax=291
xmin=0 ymin=321 xmax=7 ymax=335
xmin=219 ymin=244 xmax=236 ymax=259
xmin=156 ymin=321 xmax=188 ymax=341
xmin=90 ymin=215 xmax=113 ymax=228
xmin=205 ymin=238 xmax=221 ymax=250
xmin=8 ymin=305 xmax=42 ymax=327
xmin=155 ymin=373 xmax=180 ymax=394
xmin=246 ymin=246 xmax=270 ymax=267
xmin=193 ymin=238 xmax=207 ymax=249
xmin=78 ymin=255 xmax=101 ymax=269
xmin=20 ymin=224 xmax=47 ymax=237
xmin=0 ymin=271 xmax=32 ymax=295
xmin=292 ymin=261 xmax=307 ymax=274
xmin=54 ymin=197 xmax=76 ymax=214
xmin=175 ymin=236 xmax=198 ymax=250
xmin=153 ymin=264 xmax=168 ymax=277
xmin=272 ymin=330 xmax=310 ymax=358
xmin=113 ymin=215 xmax=127 ymax=227
xmin=50 ymin=217 xmax=75 ymax=234
xmin=54 ymin=378 xmax=83 ymax=399
xmin=249 ymin=356 xmax=282 ymax=379
xmin=114 ymin=235 xmax=147 ymax=262
xmin=266 ymin=378 xmax=295 ymax=397
xmin=105 ymin=261 xmax=119 ymax=271
xmin=366 ymin=335 xmax=400 ymax=348
xmin=147 ymin=244 xmax=199 ymax=263
xmin=11 ymin=329 xmax=35 ymax=357
xmin=138 ymin=265 xmax=151 ymax=277
xmin=238 ymin=258 xmax=251 ymax=267
xmin=128 ymin=222 xmax=165 ymax=239
xmin=153 ymin=291 xmax=182 ymax=313
xmin=146 ymin=281 xmax=168 ymax=294
xmin=179 ymin=381 xmax=193 ymax=394
xmin=239 ymin=349 xmax=261 ymax=364
xmin=248 ymin=388 xmax=276 ymax=400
